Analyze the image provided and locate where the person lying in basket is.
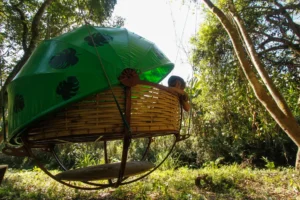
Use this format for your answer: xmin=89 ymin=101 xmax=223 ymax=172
xmin=167 ymin=75 xmax=190 ymax=112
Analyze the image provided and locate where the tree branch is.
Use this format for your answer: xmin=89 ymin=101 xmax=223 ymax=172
xmin=254 ymin=31 xmax=300 ymax=56
xmin=273 ymin=0 xmax=300 ymax=39
xmin=228 ymin=1 xmax=295 ymax=118
xmin=28 ymin=0 xmax=54 ymax=55
xmin=201 ymin=0 xmax=300 ymax=146
xmin=246 ymin=0 xmax=300 ymax=11
xmin=258 ymin=45 xmax=289 ymax=55
xmin=1 ymin=0 xmax=53 ymax=108
xmin=11 ymin=0 xmax=28 ymax=51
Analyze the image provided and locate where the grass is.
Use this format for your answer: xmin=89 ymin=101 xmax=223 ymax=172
xmin=0 ymin=164 xmax=300 ymax=200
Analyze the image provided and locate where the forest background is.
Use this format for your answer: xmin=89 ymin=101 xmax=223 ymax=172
xmin=0 ymin=0 xmax=299 ymax=198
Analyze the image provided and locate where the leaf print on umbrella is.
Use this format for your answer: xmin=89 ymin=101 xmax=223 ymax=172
xmin=56 ymin=76 xmax=80 ymax=100
xmin=49 ymin=48 xmax=79 ymax=69
xmin=84 ymin=33 xmax=113 ymax=47
xmin=13 ymin=94 xmax=25 ymax=113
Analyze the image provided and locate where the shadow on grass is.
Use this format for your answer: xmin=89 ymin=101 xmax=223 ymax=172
xmin=194 ymin=174 xmax=264 ymax=200
xmin=0 ymin=177 xmax=123 ymax=200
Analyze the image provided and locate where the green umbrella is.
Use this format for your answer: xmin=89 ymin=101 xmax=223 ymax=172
xmin=7 ymin=25 xmax=174 ymax=145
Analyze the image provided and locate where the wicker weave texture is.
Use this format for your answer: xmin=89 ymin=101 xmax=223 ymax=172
xmin=27 ymin=84 xmax=181 ymax=143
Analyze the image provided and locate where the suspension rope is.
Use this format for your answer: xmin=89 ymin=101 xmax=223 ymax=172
xmin=168 ymin=1 xmax=179 ymax=66
xmin=180 ymin=0 xmax=200 ymax=138
xmin=185 ymin=1 xmax=200 ymax=137
xmin=168 ymin=0 xmax=191 ymax=67
xmin=186 ymin=0 xmax=202 ymax=137
xmin=85 ymin=25 xmax=131 ymax=132
xmin=76 ymin=0 xmax=131 ymax=133
xmin=168 ymin=0 xmax=194 ymax=136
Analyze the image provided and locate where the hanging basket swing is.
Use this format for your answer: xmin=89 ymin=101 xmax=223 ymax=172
xmin=2 ymin=25 xmax=190 ymax=190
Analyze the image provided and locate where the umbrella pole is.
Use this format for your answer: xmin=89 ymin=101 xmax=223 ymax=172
xmin=116 ymin=86 xmax=132 ymax=187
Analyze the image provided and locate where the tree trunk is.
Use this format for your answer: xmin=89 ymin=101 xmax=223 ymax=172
xmin=227 ymin=2 xmax=294 ymax=119
xmin=296 ymin=148 xmax=300 ymax=170
xmin=202 ymin=0 xmax=300 ymax=168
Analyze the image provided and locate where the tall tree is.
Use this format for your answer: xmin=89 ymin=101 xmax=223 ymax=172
xmin=200 ymin=0 xmax=300 ymax=168
xmin=190 ymin=13 xmax=296 ymax=166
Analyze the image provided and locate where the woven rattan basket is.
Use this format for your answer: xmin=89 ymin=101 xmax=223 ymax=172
xmin=26 ymin=84 xmax=181 ymax=145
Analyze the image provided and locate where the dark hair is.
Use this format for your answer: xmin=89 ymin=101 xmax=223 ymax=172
xmin=168 ymin=75 xmax=186 ymax=88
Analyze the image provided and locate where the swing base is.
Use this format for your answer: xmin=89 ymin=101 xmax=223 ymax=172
xmin=55 ymin=161 xmax=155 ymax=181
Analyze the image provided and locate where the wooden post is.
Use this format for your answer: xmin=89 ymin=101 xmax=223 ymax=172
xmin=0 ymin=165 xmax=8 ymax=185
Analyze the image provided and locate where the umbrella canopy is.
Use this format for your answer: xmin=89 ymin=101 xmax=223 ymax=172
xmin=7 ymin=25 xmax=174 ymax=145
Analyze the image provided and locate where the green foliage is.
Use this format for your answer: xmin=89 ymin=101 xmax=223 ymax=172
xmin=0 ymin=152 xmax=35 ymax=169
xmin=155 ymin=151 xmax=181 ymax=170
xmin=76 ymin=154 xmax=99 ymax=168
xmin=1 ymin=165 xmax=299 ymax=199
xmin=202 ymin=157 xmax=225 ymax=169
xmin=188 ymin=0 xmax=299 ymax=168
xmin=261 ymin=157 xmax=276 ymax=170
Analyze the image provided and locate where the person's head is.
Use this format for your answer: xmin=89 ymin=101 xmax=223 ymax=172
xmin=168 ymin=75 xmax=186 ymax=89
